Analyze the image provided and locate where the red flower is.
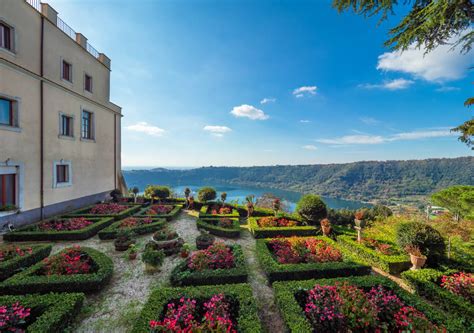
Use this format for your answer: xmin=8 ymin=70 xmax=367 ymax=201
xmin=0 ymin=302 xmax=31 ymax=332
xmin=90 ymin=203 xmax=127 ymax=215
xmin=41 ymin=247 xmax=92 ymax=275
xmin=441 ymin=272 xmax=473 ymax=302
xmin=188 ymin=242 xmax=235 ymax=271
xmin=38 ymin=218 xmax=93 ymax=231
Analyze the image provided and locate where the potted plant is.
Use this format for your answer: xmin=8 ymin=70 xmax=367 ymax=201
xmin=142 ymin=248 xmax=165 ymax=273
xmin=110 ymin=189 xmax=122 ymax=203
xmin=127 ymin=244 xmax=138 ymax=260
xmin=114 ymin=230 xmax=134 ymax=252
xmin=405 ymin=245 xmax=427 ymax=270
xmin=196 ymin=232 xmax=215 ymax=250
xmin=180 ymin=243 xmax=191 ymax=258
xmin=320 ymin=218 xmax=332 ymax=236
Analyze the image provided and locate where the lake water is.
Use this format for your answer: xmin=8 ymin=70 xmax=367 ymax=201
xmin=162 ymin=183 xmax=370 ymax=212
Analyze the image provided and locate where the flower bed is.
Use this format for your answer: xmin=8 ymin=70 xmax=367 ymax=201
xmin=3 ymin=217 xmax=114 ymax=242
xmin=170 ymin=243 xmax=247 ymax=286
xmin=273 ymin=275 xmax=462 ymax=332
xmin=136 ymin=204 xmax=182 ymax=221
xmin=98 ymin=217 xmax=166 ymax=240
xmin=131 ymin=283 xmax=262 ymax=333
xmin=256 ymin=237 xmax=370 ymax=282
xmin=0 ymin=293 xmax=84 ymax=333
xmin=402 ymin=268 xmax=474 ymax=330
xmin=248 ymin=216 xmax=318 ymax=239
xmin=0 ymin=244 xmax=52 ymax=281
xmin=63 ymin=203 xmax=141 ymax=220
xmin=0 ymin=246 xmax=113 ymax=294
xmin=337 ymin=234 xmax=411 ymax=274
xmin=196 ymin=218 xmax=241 ymax=238
xmin=199 ymin=204 xmax=239 ymax=218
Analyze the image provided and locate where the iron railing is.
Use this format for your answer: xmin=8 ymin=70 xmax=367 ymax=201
xmin=86 ymin=42 xmax=100 ymax=59
xmin=26 ymin=0 xmax=41 ymax=12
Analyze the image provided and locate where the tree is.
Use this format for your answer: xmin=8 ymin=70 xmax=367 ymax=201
xmin=431 ymin=185 xmax=474 ymax=221
xmin=144 ymin=185 xmax=170 ymax=204
xmin=197 ymin=187 xmax=217 ymax=203
xmin=296 ymin=194 xmax=328 ymax=225
xmin=220 ymin=192 xmax=227 ymax=204
xmin=432 ymin=217 xmax=471 ymax=259
xmin=333 ymin=0 xmax=474 ymax=149
xmin=131 ymin=186 xmax=139 ymax=203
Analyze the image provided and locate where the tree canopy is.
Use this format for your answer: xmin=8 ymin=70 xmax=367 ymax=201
xmin=431 ymin=185 xmax=474 ymax=220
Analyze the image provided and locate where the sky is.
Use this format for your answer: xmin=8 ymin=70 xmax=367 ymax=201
xmin=47 ymin=0 xmax=473 ymax=167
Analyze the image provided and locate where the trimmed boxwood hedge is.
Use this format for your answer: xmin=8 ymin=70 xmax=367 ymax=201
xmin=199 ymin=204 xmax=240 ymax=218
xmin=3 ymin=217 xmax=114 ymax=242
xmin=248 ymin=217 xmax=318 ymax=239
xmin=196 ymin=218 xmax=241 ymax=238
xmin=256 ymin=236 xmax=371 ymax=282
xmin=135 ymin=204 xmax=182 ymax=221
xmin=63 ymin=203 xmax=141 ymax=220
xmin=170 ymin=244 xmax=248 ymax=286
xmin=0 ymin=247 xmax=113 ymax=295
xmin=0 ymin=244 xmax=52 ymax=281
xmin=131 ymin=283 xmax=262 ymax=333
xmin=337 ymin=234 xmax=411 ymax=274
xmin=0 ymin=292 xmax=84 ymax=332
xmin=273 ymin=275 xmax=464 ymax=333
xmin=402 ymin=268 xmax=473 ymax=331
xmin=98 ymin=217 xmax=166 ymax=240
xmin=232 ymin=204 xmax=275 ymax=217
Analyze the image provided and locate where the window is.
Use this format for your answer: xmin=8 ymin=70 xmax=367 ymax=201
xmin=0 ymin=174 xmax=16 ymax=208
xmin=62 ymin=60 xmax=72 ymax=82
xmin=53 ymin=161 xmax=72 ymax=188
xmin=0 ymin=97 xmax=15 ymax=127
xmin=60 ymin=114 xmax=73 ymax=137
xmin=84 ymin=74 xmax=93 ymax=93
xmin=0 ymin=22 xmax=13 ymax=51
xmin=81 ymin=110 xmax=93 ymax=140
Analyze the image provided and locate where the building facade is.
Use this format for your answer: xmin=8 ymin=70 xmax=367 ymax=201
xmin=0 ymin=0 xmax=124 ymax=227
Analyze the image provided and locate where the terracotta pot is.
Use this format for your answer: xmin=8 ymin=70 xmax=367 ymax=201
xmin=128 ymin=252 xmax=137 ymax=260
xmin=410 ymin=254 xmax=427 ymax=270
xmin=321 ymin=225 xmax=331 ymax=236
xmin=180 ymin=251 xmax=189 ymax=258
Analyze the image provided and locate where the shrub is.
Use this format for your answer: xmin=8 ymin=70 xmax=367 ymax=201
xmin=0 ymin=245 xmax=52 ymax=281
xmin=142 ymin=249 xmax=165 ymax=267
xmin=137 ymin=204 xmax=182 ymax=221
xmin=144 ymin=185 xmax=171 ymax=201
xmin=199 ymin=204 xmax=239 ymax=218
xmin=296 ymin=194 xmax=327 ymax=225
xmin=396 ymin=222 xmax=446 ymax=265
xmin=64 ymin=204 xmax=141 ymax=220
xmin=196 ymin=218 xmax=241 ymax=238
xmin=98 ymin=217 xmax=166 ymax=240
xmin=248 ymin=217 xmax=318 ymax=239
xmin=197 ymin=187 xmax=217 ymax=203
xmin=440 ymin=272 xmax=473 ymax=303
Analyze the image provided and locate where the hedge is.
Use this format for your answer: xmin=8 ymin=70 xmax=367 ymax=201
xmin=196 ymin=218 xmax=241 ymax=238
xmin=248 ymin=217 xmax=318 ymax=239
xmin=98 ymin=218 xmax=166 ymax=240
xmin=402 ymin=268 xmax=473 ymax=331
xmin=3 ymin=217 xmax=114 ymax=242
xmin=256 ymin=236 xmax=371 ymax=282
xmin=198 ymin=204 xmax=240 ymax=218
xmin=131 ymin=283 xmax=262 ymax=333
xmin=170 ymin=244 xmax=248 ymax=286
xmin=0 ymin=247 xmax=113 ymax=295
xmin=232 ymin=204 xmax=275 ymax=217
xmin=273 ymin=275 xmax=464 ymax=333
xmin=135 ymin=204 xmax=182 ymax=221
xmin=0 ymin=292 xmax=84 ymax=332
xmin=0 ymin=245 xmax=52 ymax=281
xmin=63 ymin=203 xmax=141 ymax=220
xmin=337 ymin=234 xmax=411 ymax=274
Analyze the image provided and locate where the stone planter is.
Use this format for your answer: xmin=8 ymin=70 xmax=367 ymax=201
xmin=128 ymin=252 xmax=137 ymax=260
xmin=149 ymin=237 xmax=184 ymax=255
xmin=410 ymin=254 xmax=427 ymax=270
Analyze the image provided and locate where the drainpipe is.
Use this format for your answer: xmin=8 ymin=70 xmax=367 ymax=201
xmin=40 ymin=16 xmax=44 ymax=219
xmin=114 ymin=114 xmax=117 ymax=190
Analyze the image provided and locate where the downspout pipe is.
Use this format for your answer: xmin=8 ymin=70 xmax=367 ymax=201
xmin=40 ymin=16 xmax=44 ymax=220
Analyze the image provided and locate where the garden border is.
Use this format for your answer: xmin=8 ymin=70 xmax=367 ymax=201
xmin=131 ymin=283 xmax=262 ymax=333
xmin=63 ymin=203 xmax=142 ymax=220
xmin=0 ymin=244 xmax=52 ymax=281
xmin=135 ymin=204 xmax=182 ymax=221
xmin=98 ymin=217 xmax=166 ymax=240
xmin=248 ymin=217 xmax=318 ymax=239
xmin=196 ymin=217 xmax=241 ymax=238
xmin=199 ymin=204 xmax=240 ymax=218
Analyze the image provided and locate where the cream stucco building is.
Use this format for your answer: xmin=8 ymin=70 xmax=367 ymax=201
xmin=0 ymin=0 xmax=124 ymax=227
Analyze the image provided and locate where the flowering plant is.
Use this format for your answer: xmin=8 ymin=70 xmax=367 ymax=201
xmin=188 ymin=242 xmax=235 ymax=271
xmin=41 ymin=246 xmax=92 ymax=275
xmin=269 ymin=237 xmax=342 ymax=264
xmin=145 ymin=205 xmax=173 ymax=215
xmin=441 ymin=272 xmax=473 ymax=302
xmin=361 ymin=238 xmax=394 ymax=255
xmin=257 ymin=216 xmax=298 ymax=228
xmin=90 ymin=203 xmax=127 ymax=215
xmin=118 ymin=217 xmax=153 ymax=229
xmin=209 ymin=205 xmax=232 ymax=215
xmin=149 ymin=294 xmax=236 ymax=332
xmin=0 ymin=302 xmax=31 ymax=333
xmin=0 ymin=245 xmax=33 ymax=262
xmin=354 ymin=210 xmax=365 ymax=220
xmin=37 ymin=218 xmax=93 ymax=231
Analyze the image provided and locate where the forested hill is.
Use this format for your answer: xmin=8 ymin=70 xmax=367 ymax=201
xmin=123 ymin=157 xmax=474 ymax=202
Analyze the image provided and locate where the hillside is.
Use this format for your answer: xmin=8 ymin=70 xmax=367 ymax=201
xmin=123 ymin=156 xmax=474 ymax=203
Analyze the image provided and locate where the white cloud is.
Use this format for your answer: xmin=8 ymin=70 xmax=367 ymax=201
xmin=293 ymin=86 xmax=317 ymax=98
xmin=376 ymin=42 xmax=473 ymax=82
xmin=359 ymin=78 xmax=414 ymax=90
xmin=436 ymin=86 xmax=460 ymax=92
xmin=230 ymin=104 xmax=269 ymax=120
xmin=203 ymin=125 xmax=232 ymax=137
xmin=300 ymin=120 xmax=311 ymax=123
xmin=260 ymin=97 xmax=276 ymax=104
xmin=360 ymin=117 xmax=380 ymax=125
xmin=316 ymin=129 xmax=455 ymax=145
xmin=125 ymin=122 xmax=165 ymax=137
xmin=302 ymin=145 xmax=318 ymax=150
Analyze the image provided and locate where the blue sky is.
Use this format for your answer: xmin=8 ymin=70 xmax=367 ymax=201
xmin=48 ymin=0 xmax=473 ymax=167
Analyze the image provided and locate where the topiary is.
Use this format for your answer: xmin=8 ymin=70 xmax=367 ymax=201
xmin=295 ymin=194 xmax=327 ymax=225
xmin=396 ymin=222 xmax=446 ymax=266
xmin=144 ymin=185 xmax=170 ymax=203
xmin=198 ymin=187 xmax=217 ymax=203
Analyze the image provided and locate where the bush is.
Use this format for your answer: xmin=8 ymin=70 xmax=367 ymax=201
xmin=98 ymin=218 xmax=166 ymax=240
xmin=144 ymin=185 xmax=171 ymax=201
xmin=0 ymin=247 xmax=113 ymax=294
xmin=136 ymin=204 xmax=182 ymax=221
xmin=64 ymin=204 xmax=141 ymax=221
xmin=0 ymin=293 xmax=84 ymax=332
xmin=198 ymin=204 xmax=239 ymax=218
xmin=0 ymin=245 xmax=52 ymax=281
xmin=248 ymin=217 xmax=318 ymax=239
xmin=296 ymin=194 xmax=327 ymax=225
xmin=142 ymin=248 xmax=165 ymax=267
xmin=197 ymin=218 xmax=241 ymax=238
xmin=197 ymin=187 xmax=217 ymax=203
xmin=396 ymin=222 xmax=446 ymax=266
